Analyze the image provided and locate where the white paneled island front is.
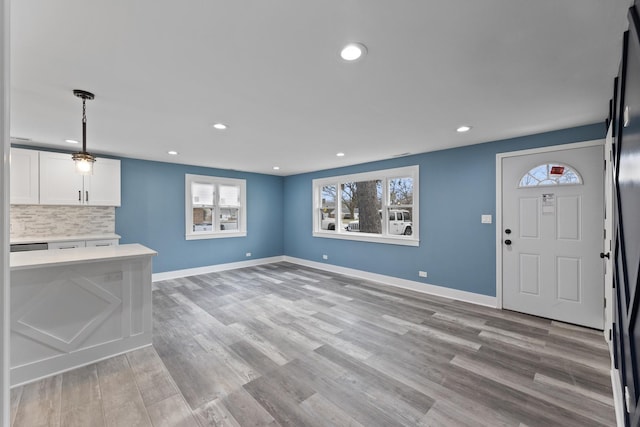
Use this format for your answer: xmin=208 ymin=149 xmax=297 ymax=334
xmin=10 ymin=244 xmax=157 ymax=386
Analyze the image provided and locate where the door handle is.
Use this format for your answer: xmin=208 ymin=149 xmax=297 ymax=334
xmin=78 ymin=190 xmax=81 ymax=201
xmin=600 ymin=252 xmax=610 ymax=259
xmin=504 ymin=239 xmax=512 ymax=246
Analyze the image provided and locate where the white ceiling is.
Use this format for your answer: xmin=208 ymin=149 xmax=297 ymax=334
xmin=10 ymin=1 xmax=631 ymax=176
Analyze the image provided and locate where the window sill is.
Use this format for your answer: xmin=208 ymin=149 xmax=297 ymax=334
xmin=312 ymin=231 xmax=419 ymax=247
xmin=186 ymin=231 xmax=247 ymax=240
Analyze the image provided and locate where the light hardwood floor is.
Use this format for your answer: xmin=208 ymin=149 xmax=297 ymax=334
xmin=11 ymin=262 xmax=615 ymax=426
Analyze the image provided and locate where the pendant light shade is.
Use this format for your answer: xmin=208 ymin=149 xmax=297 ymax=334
xmin=71 ymin=89 xmax=96 ymax=175
xmin=71 ymin=152 xmax=95 ymax=174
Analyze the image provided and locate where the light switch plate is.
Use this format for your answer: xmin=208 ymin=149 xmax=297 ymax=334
xmin=481 ymin=214 xmax=492 ymax=224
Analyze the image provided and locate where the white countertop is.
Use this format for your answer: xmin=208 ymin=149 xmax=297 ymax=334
xmin=11 ymin=233 xmax=121 ymax=245
xmin=11 ymin=243 xmax=157 ymax=270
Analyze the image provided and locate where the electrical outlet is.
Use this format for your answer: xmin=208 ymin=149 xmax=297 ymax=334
xmin=481 ymin=215 xmax=492 ymax=224
xmin=322 ymin=254 xmax=328 ymax=260
xmin=419 ymin=271 xmax=427 ymax=278
xmin=245 ymin=252 xmax=252 ymax=257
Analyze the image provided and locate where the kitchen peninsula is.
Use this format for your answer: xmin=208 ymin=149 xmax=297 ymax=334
xmin=10 ymin=244 xmax=156 ymax=386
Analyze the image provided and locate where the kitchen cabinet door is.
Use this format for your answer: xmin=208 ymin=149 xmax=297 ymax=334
xmin=10 ymin=148 xmax=39 ymax=204
xmin=84 ymin=158 xmax=121 ymax=206
xmin=39 ymin=151 xmax=84 ymax=205
xmin=39 ymin=151 xmax=121 ymax=206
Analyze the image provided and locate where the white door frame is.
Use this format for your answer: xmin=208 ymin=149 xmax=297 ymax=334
xmin=1 ymin=0 xmax=10 ymax=424
xmin=495 ymin=139 xmax=605 ymax=311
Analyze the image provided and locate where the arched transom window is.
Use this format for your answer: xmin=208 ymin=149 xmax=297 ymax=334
xmin=519 ymin=163 xmax=582 ymax=188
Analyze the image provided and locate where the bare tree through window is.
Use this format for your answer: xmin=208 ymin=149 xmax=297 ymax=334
xmin=313 ymin=166 xmax=418 ymax=244
xmin=355 ymin=180 xmax=382 ymax=234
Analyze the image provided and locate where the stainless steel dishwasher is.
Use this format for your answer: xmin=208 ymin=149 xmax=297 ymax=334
xmin=10 ymin=242 xmax=49 ymax=252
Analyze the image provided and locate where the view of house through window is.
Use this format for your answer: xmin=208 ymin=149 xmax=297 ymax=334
xmin=186 ymin=174 xmax=246 ymax=239
xmin=314 ymin=166 xmax=419 ymax=246
xmin=193 ymin=207 xmax=213 ymax=231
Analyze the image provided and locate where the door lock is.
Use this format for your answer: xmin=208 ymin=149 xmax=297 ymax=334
xmin=504 ymin=239 xmax=512 ymax=246
xmin=505 ymin=229 xmax=511 ymax=234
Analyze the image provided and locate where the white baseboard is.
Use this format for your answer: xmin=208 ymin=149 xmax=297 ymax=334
xmin=283 ymin=256 xmax=497 ymax=308
xmin=611 ymin=367 xmax=626 ymax=427
xmin=152 ymin=256 xmax=285 ymax=282
xmin=153 ymin=255 xmax=497 ymax=308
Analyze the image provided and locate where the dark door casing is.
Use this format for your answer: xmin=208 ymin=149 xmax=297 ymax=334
xmin=612 ymin=6 xmax=640 ymax=426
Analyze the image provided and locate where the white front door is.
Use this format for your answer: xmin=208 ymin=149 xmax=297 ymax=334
xmin=501 ymin=144 xmax=604 ymax=329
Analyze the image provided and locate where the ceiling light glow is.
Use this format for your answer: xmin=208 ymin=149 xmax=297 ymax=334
xmin=340 ymin=43 xmax=367 ymax=61
xmin=65 ymin=139 xmax=79 ymax=144
xmin=336 ymin=152 xmax=345 ymax=157
xmin=456 ymin=125 xmax=472 ymax=133
xmin=168 ymin=150 xmax=179 ymax=155
xmin=213 ymin=123 xmax=227 ymax=130
xmin=70 ymin=89 xmax=96 ymax=175
xmin=273 ymin=166 xmax=280 ymax=170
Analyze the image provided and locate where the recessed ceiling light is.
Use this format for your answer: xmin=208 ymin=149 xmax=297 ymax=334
xmin=456 ymin=125 xmax=472 ymax=133
xmin=167 ymin=150 xmax=179 ymax=155
xmin=65 ymin=139 xmax=79 ymax=144
xmin=340 ymin=43 xmax=367 ymax=61
xmin=336 ymin=152 xmax=345 ymax=157
xmin=212 ymin=123 xmax=228 ymax=130
xmin=273 ymin=166 xmax=280 ymax=170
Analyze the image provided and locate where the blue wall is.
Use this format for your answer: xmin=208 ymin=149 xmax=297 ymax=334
xmin=282 ymin=124 xmax=606 ymax=297
xmin=116 ymin=158 xmax=284 ymax=273
xmin=112 ymin=123 xmax=604 ymax=291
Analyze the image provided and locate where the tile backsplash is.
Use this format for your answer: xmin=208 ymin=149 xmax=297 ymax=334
xmin=10 ymin=205 xmax=115 ymax=239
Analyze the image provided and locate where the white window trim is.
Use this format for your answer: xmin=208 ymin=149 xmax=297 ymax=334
xmin=517 ymin=162 xmax=583 ymax=188
xmin=312 ymin=165 xmax=419 ymax=246
xmin=185 ymin=174 xmax=247 ymax=240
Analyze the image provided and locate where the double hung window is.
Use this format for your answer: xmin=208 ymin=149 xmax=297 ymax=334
xmin=313 ymin=166 xmax=419 ymax=246
xmin=185 ymin=174 xmax=246 ymax=240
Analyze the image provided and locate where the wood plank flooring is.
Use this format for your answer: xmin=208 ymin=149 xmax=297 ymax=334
xmin=11 ymin=262 xmax=615 ymax=426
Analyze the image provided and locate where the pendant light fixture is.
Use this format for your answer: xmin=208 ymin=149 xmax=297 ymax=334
xmin=71 ymin=89 xmax=96 ymax=175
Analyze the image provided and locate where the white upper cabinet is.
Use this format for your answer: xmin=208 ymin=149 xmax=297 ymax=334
xmin=39 ymin=151 xmax=84 ymax=205
xmin=84 ymin=158 xmax=121 ymax=206
xmin=10 ymin=148 xmax=40 ymax=204
xmin=38 ymin=151 xmax=121 ymax=206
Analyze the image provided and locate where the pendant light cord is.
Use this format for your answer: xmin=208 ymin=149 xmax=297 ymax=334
xmin=82 ymin=98 xmax=87 ymax=153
